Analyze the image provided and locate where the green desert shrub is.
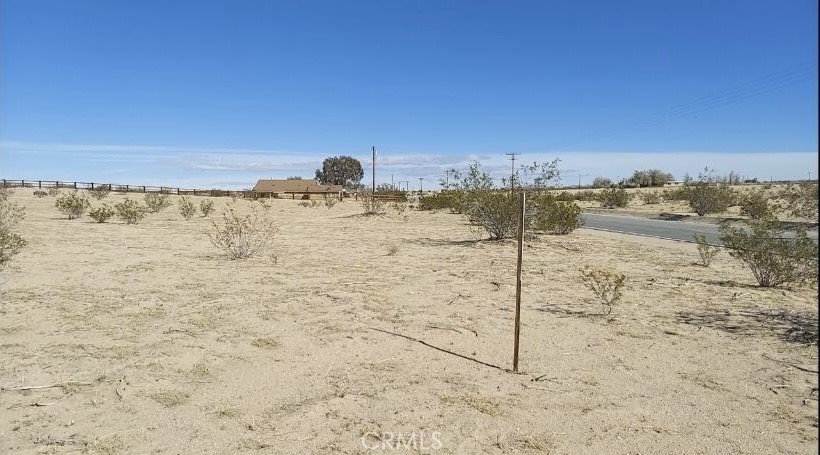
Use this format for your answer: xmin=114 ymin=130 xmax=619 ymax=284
xmin=200 ymin=199 xmax=215 ymax=217
xmin=209 ymin=205 xmax=278 ymax=259
xmin=662 ymin=187 xmax=690 ymax=201
xmin=55 ymin=191 xmax=90 ymax=220
xmin=531 ymin=194 xmax=583 ymax=235
xmin=579 ymin=267 xmax=626 ymax=315
xmin=467 ymin=191 xmax=519 ymax=240
xmin=640 ymin=191 xmax=663 ymax=205
xmin=114 ymin=198 xmax=147 ymax=224
xmin=390 ymin=201 xmax=407 ymax=214
xmin=418 ymin=191 xmax=463 ymax=212
xmin=89 ymin=185 xmax=111 ymax=200
xmin=572 ymin=190 xmax=598 ymax=202
xmin=89 ymin=205 xmax=116 ymax=223
xmin=178 ymin=196 xmax=197 ymax=220
xmin=687 ymin=184 xmax=735 ymax=216
xmin=33 ymin=190 xmax=48 ymax=198
xmin=692 ymin=233 xmax=720 ymax=266
xmin=323 ymin=196 xmax=338 ymax=209
xmin=0 ymin=189 xmax=27 ymax=268
xmin=144 ymin=193 xmax=172 ymax=213
xmin=739 ymin=189 xmax=779 ymax=220
xmin=596 ymin=188 xmax=631 ymax=208
xmin=779 ymin=182 xmax=818 ymax=220
xmin=719 ymin=219 xmax=818 ymax=288
xmin=359 ymin=191 xmax=386 ymax=216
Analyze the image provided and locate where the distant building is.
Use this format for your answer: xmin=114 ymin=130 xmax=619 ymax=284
xmin=251 ymin=179 xmax=344 ymax=199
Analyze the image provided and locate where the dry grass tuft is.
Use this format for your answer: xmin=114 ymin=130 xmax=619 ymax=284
xmin=493 ymin=431 xmax=554 ymax=453
xmin=441 ymin=394 xmax=500 ymax=416
xmin=149 ymin=389 xmax=190 ymax=407
xmin=82 ymin=434 xmax=125 ymax=455
xmin=250 ymin=337 xmax=279 ymax=348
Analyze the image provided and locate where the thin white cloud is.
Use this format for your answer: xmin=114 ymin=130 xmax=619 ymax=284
xmin=1 ymin=140 xmax=816 ymax=190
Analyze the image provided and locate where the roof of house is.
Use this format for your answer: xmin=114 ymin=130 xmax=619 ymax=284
xmin=252 ymin=179 xmax=344 ymax=193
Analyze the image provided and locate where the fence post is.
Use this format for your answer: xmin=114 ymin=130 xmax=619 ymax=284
xmin=39 ymin=181 xmax=42 ymax=189
xmin=512 ymin=191 xmax=526 ymax=373
xmin=142 ymin=186 xmax=146 ymax=193
xmin=91 ymin=182 xmax=95 ymax=189
xmin=74 ymin=182 xmax=77 ymax=189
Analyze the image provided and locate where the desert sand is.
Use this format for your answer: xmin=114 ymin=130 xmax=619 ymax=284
xmin=1 ymin=191 xmax=817 ymax=454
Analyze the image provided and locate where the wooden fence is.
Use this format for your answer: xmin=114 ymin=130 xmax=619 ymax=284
xmin=1 ymin=179 xmax=249 ymax=197
xmin=1 ymin=178 xmax=351 ymax=200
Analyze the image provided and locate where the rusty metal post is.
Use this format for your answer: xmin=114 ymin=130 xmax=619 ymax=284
xmin=513 ymin=191 xmax=526 ymax=373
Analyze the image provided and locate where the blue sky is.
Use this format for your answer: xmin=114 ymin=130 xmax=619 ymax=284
xmin=1 ymin=0 xmax=817 ymax=189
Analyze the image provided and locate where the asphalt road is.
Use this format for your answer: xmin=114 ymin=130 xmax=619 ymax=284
xmin=581 ymin=213 xmax=818 ymax=245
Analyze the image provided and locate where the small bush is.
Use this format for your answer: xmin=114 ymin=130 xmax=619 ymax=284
xmin=719 ymin=219 xmax=818 ymax=288
xmin=89 ymin=205 xmax=115 ymax=223
xmin=178 ymin=196 xmax=197 ymax=220
xmin=739 ymin=190 xmax=779 ymax=220
xmin=33 ymin=190 xmax=48 ymax=198
xmin=687 ymin=184 xmax=735 ymax=216
xmin=779 ymin=182 xmax=818 ymax=219
xmin=0 ymin=189 xmax=27 ymax=267
xmin=114 ymin=198 xmax=147 ymax=224
xmin=386 ymin=243 xmax=399 ymax=256
xmin=297 ymin=201 xmax=311 ymax=207
xmin=662 ymin=187 xmax=690 ymax=201
xmin=596 ymin=188 xmax=631 ymax=208
xmin=640 ymin=191 xmax=662 ymax=205
xmin=579 ymin=267 xmax=626 ymax=315
xmin=209 ymin=205 xmax=278 ymax=259
xmin=89 ymin=185 xmax=111 ymax=200
xmin=419 ymin=191 xmax=463 ymax=212
xmin=572 ymin=190 xmax=598 ymax=202
xmin=693 ymin=233 xmax=719 ymax=266
xmin=144 ymin=193 xmax=172 ymax=213
xmin=467 ymin=191 xmax=519 ymax=240
xmin=47 ymin=187 xmax=60 ymax=197
xmin=360 ymin=192 xmax=386 ymax=216
xmin=531 ymin=195 xmax=583 ymax=235
xmin=390 ymin=201 xmax=407 ymax=214
xmin=323 ymin=195 xmax=338 ymax=209
xmin=200 ymin=199 xmax=215 ymax=217
xmin=55 ymin=191 xmax=90 ymax=220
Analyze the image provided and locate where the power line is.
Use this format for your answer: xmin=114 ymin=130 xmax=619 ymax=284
xmin=505 ymin=152 xmax=520 ymax=190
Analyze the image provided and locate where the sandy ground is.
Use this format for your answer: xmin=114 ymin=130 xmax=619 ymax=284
xmin=1 ymin=191 xmax=818 ymax=454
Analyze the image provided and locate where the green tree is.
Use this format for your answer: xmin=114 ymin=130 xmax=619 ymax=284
xmin=315 ymin=156 xmax=364 ymax=188
xmin=629 ymin=169 xmax=674 ymax=187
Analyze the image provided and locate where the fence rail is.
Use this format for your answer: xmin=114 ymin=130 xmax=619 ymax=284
xmin=3 ymin=179 xmax=361 ymax=200
xmin=1 ymin=179 xmax=255 ymax=197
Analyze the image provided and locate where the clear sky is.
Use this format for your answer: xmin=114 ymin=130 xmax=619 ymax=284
xmin=1 ymin=0 xmax=817 ymax=189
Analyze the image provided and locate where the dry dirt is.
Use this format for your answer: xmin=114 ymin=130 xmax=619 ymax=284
xmin=1 ymin=191 xmax=818 ymax=454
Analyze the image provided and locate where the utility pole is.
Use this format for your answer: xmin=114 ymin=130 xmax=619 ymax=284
xmin=578 ymin=174 xmax=581 ymax=189
xmin=505 ymin=152 xmax=520 ymax=190
xmin=391 ymin=173 xmax=394 ymax=190
xmin=444 ymin=169 xmax=451 ymax=189
xmin=398 ymin=180 xmax=409 ymax=192
xmin=372 ymin=146 xmax=376 ymax=193
xmin=418 ymin=177 xmax=424 ymax=194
